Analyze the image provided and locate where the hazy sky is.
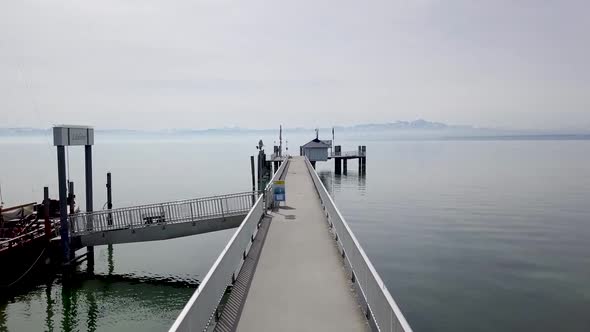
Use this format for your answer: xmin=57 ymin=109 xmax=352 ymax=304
xmin=1 ymin=0 xmax=589 ymax=130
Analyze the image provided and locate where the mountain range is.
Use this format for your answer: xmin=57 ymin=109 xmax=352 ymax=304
xmin=0 ymin=120 xmax=588 ymax=138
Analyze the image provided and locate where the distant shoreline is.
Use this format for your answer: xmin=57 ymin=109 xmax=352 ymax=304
xmin=440 ymin=134 xmax=590 ymax=141
xmin=1 ymin=132 xmax=590 ymax=142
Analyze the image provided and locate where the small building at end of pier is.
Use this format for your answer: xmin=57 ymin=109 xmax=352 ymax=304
xmin=300 ymin=138 xmax=332 ymax=165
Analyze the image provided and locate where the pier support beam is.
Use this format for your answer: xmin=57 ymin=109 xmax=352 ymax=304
xmin=68 ymin=182 xmax=75 ymax=261
xmin=85 ymin=145 xmax=94 ymax=268
xmin=361 ymin=157 xmax=366 ymax=174
xmin=335 ymin=158 xmax=341 ymax=174
xmin=53 ymin=125 xmax=94 ymax=266
xmin=44 ymin=187 xmax=51 ymax=241
xmin=362 ymin=146 xmax=366 ymax=174
xmin=56 ymin=146 xmax=70 ymax=262
xmin=343 ymin=159 xmax=348 ymax=174
xmin=107 ymin=172 xmax=113 ymax=274
xmin=107 ymin=173 xmax=113 ymax=224
xmin=107 ymin=171 xmax=114 ymax=275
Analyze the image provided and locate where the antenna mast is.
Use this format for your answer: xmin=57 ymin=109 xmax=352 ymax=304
xmin=279 ymin=125 xmax=283 ymax=157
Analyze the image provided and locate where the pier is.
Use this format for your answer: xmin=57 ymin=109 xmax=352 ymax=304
xmin=170 ymin=157 xmax=411 ymax=332
xmin=329 ymin=145 xmax=367 ymax=175
xmin=2 ymin=126 xmax=407 ymax=332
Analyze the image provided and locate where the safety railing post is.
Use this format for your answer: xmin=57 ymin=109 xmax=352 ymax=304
xmin=128 ymin=211 xmax=133 ymax=231
xmin=190 ymin=202 xmax=195 ymax=225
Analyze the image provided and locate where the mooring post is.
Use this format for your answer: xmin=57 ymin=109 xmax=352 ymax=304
xmin=85 ymin=145 xmax=94 ymax=267
xmin=334 ymin=145 xmax=342 ymax=174
xmin=44 ymin=187 xmax=51 ymax=241
xmin=68 ymin=182 xmax=75 ymax=215
xmin=250 ymin=156 xmax=256 ymax=205
xmin=106 ymin=172 xmax=113 ymax=273
xmin=361 ymin=146 xmax=367 ymax=174
xmin=67 ymin=181 xmax=76 ymax=261
xmin=257 ymin=152 xmax=262 ymax=191
xmin=106 ymin=172 xmax=113 ymax=225
xmin=358 ymin=145 xmax=362 ymax=174
xmin=56 ymin=146 xmax=70 ymax=263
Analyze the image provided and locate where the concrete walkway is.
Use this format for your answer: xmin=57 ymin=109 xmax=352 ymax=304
xmin=236 ymin=157 xmax=369 ymax=332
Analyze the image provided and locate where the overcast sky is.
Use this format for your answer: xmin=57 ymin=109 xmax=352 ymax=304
xmin=1 ymin=0 xmax=589 ymax=130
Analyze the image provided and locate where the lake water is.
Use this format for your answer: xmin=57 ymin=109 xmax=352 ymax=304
xmin=1 ymin=133 xmax=589 ymax=331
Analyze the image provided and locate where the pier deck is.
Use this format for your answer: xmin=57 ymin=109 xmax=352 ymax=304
xmin=171 ymin=156 xmax=411 ymax=332
xmin=236 ymin=157 xmax=368 ymax=331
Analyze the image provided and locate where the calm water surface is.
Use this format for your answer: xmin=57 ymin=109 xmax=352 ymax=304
xmin=1 ymin=134 xmax=589 ymax=331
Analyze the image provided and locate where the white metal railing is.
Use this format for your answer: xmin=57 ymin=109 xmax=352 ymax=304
xmin=170 ymin=158 xmax=290 ymax=332
xmin=304 ymin=157 xmax=412 ymax=332
xmin=69 ymin=192 xmax=256 ymax=235
xmin=330 ymin=150 xmax=366 ymax=157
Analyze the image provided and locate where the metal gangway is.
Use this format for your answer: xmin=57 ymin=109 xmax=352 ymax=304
xmin=170 ymin=157 xmax=412 ymax=332
xmin=68 ymin=192 xmax=257 ymax=246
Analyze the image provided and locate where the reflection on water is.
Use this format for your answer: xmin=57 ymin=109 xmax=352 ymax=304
xmin=107 ymin=245 xmax=114 ymax=276
xmin=318 ymin=169 xmax=367 ymax=198
xmin=2 ymin=271 xmax=196 ymax=332
xmin=2 ymin=136 xmax=590 ymax=331
xmin=0 ymin=302 xmax=7 ymax=332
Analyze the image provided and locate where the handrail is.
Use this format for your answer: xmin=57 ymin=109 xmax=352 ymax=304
xmin=170 ymin=157 xmax=290 ymax=332
xmin=0 ymin=222 xmax=58 ymax=251
xmin=304 ymin=157 xmax=412 ymax=332
xmin=94 ymin=191 xmax=255 ymax=212
xmin=330 ymin=150 xmax=366 ymax=157
xmin=0 ymin=202 xmax=37 ymax=213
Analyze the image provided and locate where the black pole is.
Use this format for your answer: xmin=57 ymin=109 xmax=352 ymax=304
xmin=106 ymin=172 xmax=114 ymax=274
xmin=250 ymin=156 xmax=256 ymax=205
xmin=68 ymin=181 xmax=75 ymax=215
xmin=57 ymin=146 xmax=70 ymax=262
xmin=85 ymin=145 xmax=94 ymax=267
xmin=106 ymin=172 xmax=112 ymax=224
xmin=44 ymin=187 xmax=51 ymax=241
xmin=67 ymin=181 xmax=75 ymax=262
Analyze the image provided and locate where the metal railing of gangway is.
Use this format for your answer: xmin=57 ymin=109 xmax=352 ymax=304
xmin=169 ymin=157 xmax=290 ymax=332
xmin=330 ymin=150 xmax=366 ymax=157
xmin=304 ymin=157 xmax=413 ymax=332
xmin=69 ymin=192 xmax=257 ymax=235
